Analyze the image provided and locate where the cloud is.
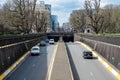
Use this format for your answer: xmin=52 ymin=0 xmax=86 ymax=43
xmin=52 ymin=10 xmax=70 ymax=24
xmin=49 ymin=0 xmax=120 ymax=26
xmin=42 ymin=0 xmax=84 ymax=26
xmin=0 ymin=0 xmax=6 ymax=5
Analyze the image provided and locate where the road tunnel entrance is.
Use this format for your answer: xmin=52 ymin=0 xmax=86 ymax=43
xmin=47 ymin=32 xmax=74 ymax=42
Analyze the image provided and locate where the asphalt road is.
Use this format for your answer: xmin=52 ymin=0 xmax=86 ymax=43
xmin=67 ymin=42 xmax=117 ymax=80
xmin=5 ymin=43 xmax=57 ymax=80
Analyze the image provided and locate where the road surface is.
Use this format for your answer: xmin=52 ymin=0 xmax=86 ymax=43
xmin=5 ymin=43 xmax=57 ymax=80
xmin=5 ymin=42 xmax=118 ymax=80
xmin=67 ymin=42 xmax=117 ymax=80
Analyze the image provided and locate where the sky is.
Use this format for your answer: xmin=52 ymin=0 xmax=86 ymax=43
xmin=43 ymin=0 xmax=120 ymax=26
xmin=0 ymin=0 xmax=120 ymax=26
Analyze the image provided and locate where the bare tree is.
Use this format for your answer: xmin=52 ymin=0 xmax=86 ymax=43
xmin=84 ymin=0 xmax=104 ymax=34
xmin=5 ymin=0 xmax=37 ymax=34
xmin=0 ymin=8 xmax=4 ymax=34
xmin=101 ymin=4 xmax=113 ymax=33
xmin=70 ymin=10 xmax=86 ymax=32
xmin=112 ymin=6 xmax=120 ymax=32
xmin=103 ymin=5 xmax=120 ymax=33
xmin=36 ymin=11 xmax=51 ymax=32
xmin=0 ymin=1 xmax=16 ymax=34
xmin=1 ymin=0 xmax=52 ymax=34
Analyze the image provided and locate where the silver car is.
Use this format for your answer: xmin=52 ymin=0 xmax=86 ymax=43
xmin=31 ymin=46 xmax=40 ymax=56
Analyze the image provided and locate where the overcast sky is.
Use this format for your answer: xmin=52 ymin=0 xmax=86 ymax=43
xmin=0 ymin=0 xmax=120 ymax=26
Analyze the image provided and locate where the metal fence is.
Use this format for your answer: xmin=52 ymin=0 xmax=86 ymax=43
xmin=0 ymin=37 xmax=42 ymax=75
xmin=80 ymin=37 xmax=120 ymax=70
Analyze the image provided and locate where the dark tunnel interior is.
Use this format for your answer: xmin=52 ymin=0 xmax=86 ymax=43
xmin=47 ymin=33 xmax=74 ymax=42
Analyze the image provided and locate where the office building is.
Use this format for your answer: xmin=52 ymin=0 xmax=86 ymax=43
xmin=51 ymin=15 xmax=59 ymax=32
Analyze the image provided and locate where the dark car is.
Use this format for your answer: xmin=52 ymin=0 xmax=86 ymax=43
xmin=40 ymin=40 xmax=46 ymax=46
xmin=45 ymin=39 xmax=49 ymax=43
xmin=83 ymin=51 xmax=93 ymax=59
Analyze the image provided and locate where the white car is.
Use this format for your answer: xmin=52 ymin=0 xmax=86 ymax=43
xmin=31 ymin=46 xmax=40 ymax=55
xmin=49 ymin=39 xmax=55 ymax=44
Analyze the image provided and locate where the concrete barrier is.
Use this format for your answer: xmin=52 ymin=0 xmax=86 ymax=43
xmin=0 ymin=38 xmax=41 ymax=79
xmin=76 ymin=41 xmax=120 ymax=80
xmin=80 ymin=38 xmax=120 ymax=71
xmin=46 ymin=42 xmax=73 ymax=80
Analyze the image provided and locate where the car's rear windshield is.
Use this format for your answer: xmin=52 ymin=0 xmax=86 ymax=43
xmin=40 ymin=41 xmax=45 ymax=43
xmin=86 ymin=52 xmax=92 ymax=54
xmin=32 ymin=48 xmax=39 ymax=50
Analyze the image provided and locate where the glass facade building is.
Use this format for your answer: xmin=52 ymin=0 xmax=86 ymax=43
xmin=51 ymin=15 xmax=59 ymax=32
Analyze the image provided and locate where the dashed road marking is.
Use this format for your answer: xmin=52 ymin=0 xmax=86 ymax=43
xmin=90 ymin=72 xmax=93 ymax=76
xmin=75 ymin=41 xmax=120 ymax=80
xmin=24 ymin=78 xmax=26 ymax=80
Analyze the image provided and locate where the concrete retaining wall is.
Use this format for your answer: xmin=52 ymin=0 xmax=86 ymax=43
xmin=0 ymin=37 xmax=43 ymax=75
xmin=80 ymin=37 xmax=120 ymax=70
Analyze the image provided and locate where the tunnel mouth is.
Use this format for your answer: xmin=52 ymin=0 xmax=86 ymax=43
xmin=47 ymin=35 xmax=74 ymax=42
xmin=47 ymin=32 xmax=74 ymax=42
xmin=63 ymin=36 xmax=74 ymax=42
xmin=47 ymin=36 xmax=60 ymax=42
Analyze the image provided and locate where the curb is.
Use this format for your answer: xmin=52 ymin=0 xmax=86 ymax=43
xmin=64 ymin=42 xmax=74 ymax=80
xmin=46 ymin=42 xmax=59 ymax=80
xmin=65 ymin=43 xmax=80 ymax=80
xmin=0 ymin=43 xmax=39 ymax=80
xmin=0 ymin=51 xmax=30 ymax=80
xmin=45 ymin=41 xmax=74 ymax=80
xmin=75 ymin=41 xmax=120 ymax=80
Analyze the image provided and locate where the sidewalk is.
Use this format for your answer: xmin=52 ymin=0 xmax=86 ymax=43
xmin=50 ymin=42 xmax=73 ymax=80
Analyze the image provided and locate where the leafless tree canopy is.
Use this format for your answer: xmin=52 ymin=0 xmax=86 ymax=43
xmin=35 ymin=11 xmax=51 ymax=33
xmin=70 ymin=10 xmax=86 ymax=32
xmin=0 ymin=0 xmax=50 ymax=34
xmin=69 ymin=0 xmax=120 ymax=34
xmin=11 ymin=0 xmax=37 ymax=33
xmin=84 ymin=0 xmax=105 ymax=34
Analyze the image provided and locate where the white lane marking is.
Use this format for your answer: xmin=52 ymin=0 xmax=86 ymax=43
xmin=103 ymin=62 xmax=109 ymax=68
xmin=4 ymin=69 xmax=11 ymax=75
xmin=98 ymin=57 xmax=102 ymax=61
xmin=92 ymin=52 xmax=97 ymax=57
xmin=24 ymin=78 xmax=26 ymax=80
xmin=111 ymin=69 xmax=119 ymax=76
xmin=90 ymin=72 xmax=93 ymax=76
xmin=90 ymin=72 xmax=96 ymax=80
xmin=47 ymin=43 xmax=58 ymax=80
xmin=13 ymin=62 xmax=18 ymax=67
xmin=76 ymin=41 xmax=120 ymax=79
xmin=32 ymin=64 xmax=35 ymax=67
xmin=20 ymin=57 xmax=24 ymax=61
